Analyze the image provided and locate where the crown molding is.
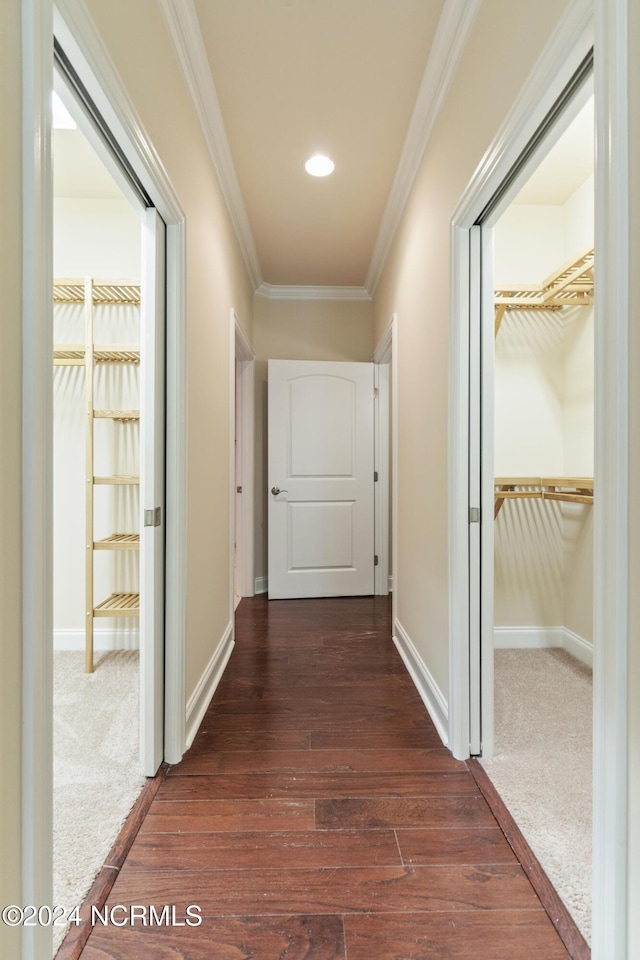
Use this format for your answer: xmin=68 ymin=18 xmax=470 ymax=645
xmin=255 ymin=283 xmax=371 ymax=302
xmin=365 ymin=0 xmax=482 ymax=296
xmin=159 ymin=0 xmax=262 ymax=290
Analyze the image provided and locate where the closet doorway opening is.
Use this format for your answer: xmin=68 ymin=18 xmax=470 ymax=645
xmin=481 ymin=89 xmax=595 ymax=944
xmin=51 ymin=67 xmax=165 ymax=953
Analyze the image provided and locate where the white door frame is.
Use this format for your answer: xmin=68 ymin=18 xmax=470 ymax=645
xmin=373 ymin=316 xmax=397 ymax=603
xmin=230 ymin=310 xmax=255 ymax=606
xmin=448 ymin=1 xmax=630 ymax=956
xmin=22 ymin=2 xmax=188 ymax=956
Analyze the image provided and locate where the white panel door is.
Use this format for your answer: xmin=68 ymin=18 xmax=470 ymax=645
xmin=140 ymin=208 xmax=165 ymax=776
xmin=268 ymin=360 xmax=375 ymax=599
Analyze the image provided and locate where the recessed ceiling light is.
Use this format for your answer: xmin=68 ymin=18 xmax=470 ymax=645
xmin=305 ymin=154 xmax=335 ymax=177
xmin=52 ymin=91 xmax=76 ymax=129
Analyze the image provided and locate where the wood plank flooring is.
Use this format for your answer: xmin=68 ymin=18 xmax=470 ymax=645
xmin=77 ymin=596 xmax=571 ymax=959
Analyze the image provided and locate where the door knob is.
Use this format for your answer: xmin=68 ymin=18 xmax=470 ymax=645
xmin=271 ymin=486 xmax=288 ymax=495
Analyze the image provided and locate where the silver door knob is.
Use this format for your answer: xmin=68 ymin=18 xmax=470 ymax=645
xmin=271 ymin=486 xmax=288 ymax=495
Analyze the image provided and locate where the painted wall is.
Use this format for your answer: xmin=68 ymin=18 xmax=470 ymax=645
xmin=493 ymin=180 xmax=594 ymax=643
xmin=0 ymin=0 xmax=23 ymax=950
xmin=372 ymin=0 xmax=572 ymax=707
xmin=54 ymin=197 xmax=141 ymax=277
xmin=252 ymin=295 xmax=373 ymax=582
xmin=53 ymin=199 xmax=141 ymax=648
xmin=84 ymin=0 xmax=255 ymax=699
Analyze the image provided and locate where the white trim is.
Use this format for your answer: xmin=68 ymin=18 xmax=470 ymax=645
xmin=494 ymin=626 xmax=565 ymax=649
xmin=592 ymin=0 xmax=629 ymax=955
xmin=390 ymin=318 xmax=399 ymax=630
xmin=254 ymin=576 xmax=268 ymax=595
xmin=22 ymin=1 xmax=54 ymax=957
xmin=373 ymin=320 xmax=394 ymax=364
xmin=53 ymin=628 xmax=140 ymax=652
xmin=373 ymin=322 xmax=392 ymax=597
xmin=393 ymin=619 xmax=448 ymax=747
xmin=255 ymin=282 xmax=371 ymax=302
xmin=493 ymin=626 xmax=593 ymax=668
xmin=158 ymin=0 xmax=261 ymax=289
xmin=232 ymin=312 xmax=256 ymax=601
xmin=164 ymin=221 xmax=188 ymax=765
xmin=562 ymin=628 xmax=593 ymax=668
xmin=365 ymin=0 xmax=482 ymax=295
xmin=185 ymin=623 xmax=235 ymax=749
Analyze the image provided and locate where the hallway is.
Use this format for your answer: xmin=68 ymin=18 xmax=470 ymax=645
xmin=74 ymin=596 xmax=570 ymax=959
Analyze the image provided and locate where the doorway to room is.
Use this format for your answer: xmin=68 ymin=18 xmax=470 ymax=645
xmin=51 ymin=66 xmax=167 ymax=954
xmin=481 ymin=91 xmax=595 ymax=943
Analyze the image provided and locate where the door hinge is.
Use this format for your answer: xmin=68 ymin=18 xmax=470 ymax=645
xmin=374 ymin=471 xmax=378 ymax=482
xmin=469 ymin=507 xmax=481 ymax=523
xmin=144 ymin=506 xmax=162 ymax=527
xmin=237 ymin=485 xmax=242 ymax=493
xmin=374 ymin=554 xmax=379 ymax=566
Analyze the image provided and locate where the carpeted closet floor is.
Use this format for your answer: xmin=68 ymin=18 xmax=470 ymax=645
xmin=53 ymin=650 xmax=146 ymax=955
xmin=481 ymin=648 xmax=592 ymax=942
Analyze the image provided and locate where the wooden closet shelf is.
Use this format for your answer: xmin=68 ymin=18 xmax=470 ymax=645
xmin=95 ymin=347 xmax=140 ymax=363
xmin=94 ymin=534 xmax=140 ymax=550
xmin=94 ymin=410 xmax=140 ymax=421
xmin=494 ymin=477 xmax=594 ymax=517
xmin=93 ymin=475 xmax=140 ymax=485
xmin=53 ymin=345 xmax=140 ymax=364
xmin=54 ymin=279 xmax=141 ymax=305
xmin=494 ymin=245 xmax=594 ymax=334
xmin=54 ymin=345 xmax=84 ymax=365
xmin=93 ymin=593 xmax=140 ymax=617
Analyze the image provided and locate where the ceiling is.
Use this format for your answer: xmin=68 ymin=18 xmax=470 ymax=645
xmin=191 ymin=0 xmax=444 ymax=290
xmin=52 ymin=2 xmax=594 ymax=296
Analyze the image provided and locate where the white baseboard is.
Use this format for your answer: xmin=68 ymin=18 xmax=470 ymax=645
xmin=494 ymin=626 xmax=564 ymax=649
xmin=254 ymin=576 xmax=268 ymax=594
xmin=54 ymin=627 xmax=139 ymax=651
xmin=185 ymin=621 xmax=235 ymax=749
xmin=393 ymin=618 xmax=448 ymax=747
xmin=494 ymin=625 xmax=593 ymax=668
xmin=560 ymin=627 xmax=593 ymax=668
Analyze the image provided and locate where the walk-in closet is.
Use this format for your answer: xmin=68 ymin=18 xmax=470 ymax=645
xmin=481 ymin=95 xmax=594 ymax=942
xmin=52 ymin=89 xmax=146 ymax=954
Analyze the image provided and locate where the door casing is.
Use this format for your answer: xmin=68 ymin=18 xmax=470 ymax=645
xmin=231 ymin=311 xmax=255 ymax=605
xmin=22 ymin=3 xmax=188 ymax=956
xmin=448 ymin=2 xmax=630 ymax=957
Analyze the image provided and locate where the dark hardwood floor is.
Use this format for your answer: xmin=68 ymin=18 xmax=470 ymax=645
xmin=76 ymin=596 xmax=571 ymax=959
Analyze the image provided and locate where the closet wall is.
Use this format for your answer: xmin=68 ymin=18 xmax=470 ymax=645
xmin=493 ymin=175 xmax=594 ymax=654
xmin=252 ymin=295 xmax=374 ymax=587
xmin=53 ymin=196 xmax=141 ymax=649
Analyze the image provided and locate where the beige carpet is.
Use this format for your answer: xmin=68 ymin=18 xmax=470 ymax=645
xmin=481 ymin=647 xmax=592 ymax=942
xmin=53 ymin=650 xmax=147 ymax=955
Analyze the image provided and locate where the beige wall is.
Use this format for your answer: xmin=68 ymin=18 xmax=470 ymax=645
xmin=372 ymin=0 xmax=571 ymax=699
xmin=84 ymin=0 xmax=254 ymax=697
xmin=252 ymin=296 xmax=373 ymax=581
xmin=0 ymin=2 xmax=23 ymax=954
xmin=628 ymin=0 xmax=640 ymax=950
